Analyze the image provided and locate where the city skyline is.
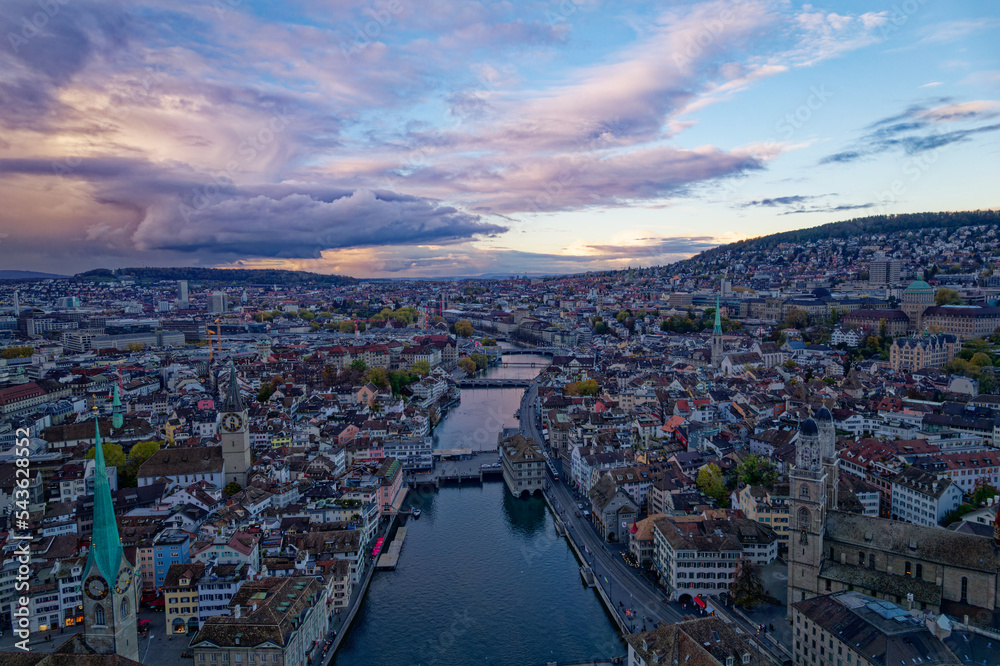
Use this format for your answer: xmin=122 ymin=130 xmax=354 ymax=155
xmin=0 ymin=0 xmax=998 ymax=277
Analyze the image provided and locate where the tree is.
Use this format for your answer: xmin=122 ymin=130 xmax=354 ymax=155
xmin=454 ymin=320 xmax=474 ymax=337
xmin=783 ymin=308 xmax=808 ymax=330
xmin=736 ymin=454 xmax=778 ymax=488
xmin=971 ymin=352 xmax=993 ymax=367
xmin=565 ymin=379 xmax=599 ymax=396
xmin=223 ymin=482 xmax=242 ymax=497
xmin=469 ymin=353 xmax=488 ymax=370
xmin=730 ymin=559 xmax=766 ymax=609
xmin=480 ymin=337 xmax=497 ymax=346
xmin=338 ymin=321 xmax=356 ymax=334
xmin=935 ymin=288 xmax=963 ymax=305
xmin=364 ymin=367 xmax=389 ymax=389
xmin=410 ymin=359 xmax=431 ymax=375
xmin=299 ymin=311 xmax=315 ymax=321
xmin=696 ymin=463 xmax=728 ymax=506
xmin=457 ymin=357 xmax=477 ymax=375
xmin=0 ymin=346 xmax=34 ymax=359
xmin=350 ymin=359 xmax=368 ymax=372
xmin=257 ymin=382 xmax=275 ymax=403
xmin=127 ymin=440 xmax=161 ymax=472
xmin=971 ymin=483 xmax=999 ymax=507
xmin=125 ymin=342 xmax=146 ymax=352
xmin=86 ymin=442 xmax=127 ymax=469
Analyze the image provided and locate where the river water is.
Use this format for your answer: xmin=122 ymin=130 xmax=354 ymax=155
xmin=332 ymin=353 xmax=624 ymax=665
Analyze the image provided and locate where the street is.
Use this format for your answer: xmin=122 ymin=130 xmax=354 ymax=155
xmin=518 ymin=381 xmax=789 ymax=664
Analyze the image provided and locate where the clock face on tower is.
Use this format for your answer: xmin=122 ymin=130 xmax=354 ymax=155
xmin=85 ymin=574 xmax=109 ymax=600
xmin=115 ymin=566 xmax=133 ymax=594
xmin=221 ymin=413 xmax=244 ymax=432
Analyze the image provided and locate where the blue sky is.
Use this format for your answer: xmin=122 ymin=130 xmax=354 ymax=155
xmin=0 ymin=0 xmax=997 ymax=277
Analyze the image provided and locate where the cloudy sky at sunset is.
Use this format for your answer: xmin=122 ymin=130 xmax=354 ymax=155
xmin=0 ymin=0 xmax=998 ymax=277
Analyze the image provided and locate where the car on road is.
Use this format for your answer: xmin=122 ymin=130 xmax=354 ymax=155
xmin=577 ymin=503 xmax=584 ymax=509
xmin=575 ymin=511 xmax=581 ymax=517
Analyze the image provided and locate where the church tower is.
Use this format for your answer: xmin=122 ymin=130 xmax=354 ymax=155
xmin=220 ymin=359 xmax=252 ymax=488
xmin=710 ymin=296 xmax=725 ymax=368
xmin=82 ymin=411 xmax=139 ymax=660
xmin=815 ymin=406 xmax=839 ymax=510
xmin=787 ymin=417 xmax=828 ymax=615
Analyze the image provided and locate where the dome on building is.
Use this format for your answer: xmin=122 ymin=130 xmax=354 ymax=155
xmin=905 ymin=279 xmax=934 ymax=293
xmin=814 ymin=406 xmax=832 ymax=421
xmin=800 ymin=418 xmax=818 ymax=435
xmin=811 ymin=287 xmax=832 ymax=300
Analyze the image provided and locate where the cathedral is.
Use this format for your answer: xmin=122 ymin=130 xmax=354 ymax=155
xmin=788 ymin=409 xmax=1000 ymax=626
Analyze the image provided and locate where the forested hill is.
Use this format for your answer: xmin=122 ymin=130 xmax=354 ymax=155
xmin=76 ymin=267 xmax=357 ymax=286
xmin=695 ymin=209 xmax=1000 ymax=257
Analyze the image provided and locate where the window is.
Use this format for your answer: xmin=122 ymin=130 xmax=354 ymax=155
xmin=858 ymin=551 xmax=865 ymax=565
xmin=868 ymin=554 xmax=874 ymax=568
xmin=905 ymin=561 xmax=912 ymax=577
xmin=94 ymin=604 xmax=105 ymax=625
xmin=961 ymin=577 xmax=968 ymax=602
xmin=916 ymin=563 xmax=923 ymax=579
xmin=800 ymin=484 xmax=810 ymax=499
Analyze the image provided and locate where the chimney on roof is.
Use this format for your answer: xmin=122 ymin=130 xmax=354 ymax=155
xmin=234 ymin=604 xmax=241 ymax=619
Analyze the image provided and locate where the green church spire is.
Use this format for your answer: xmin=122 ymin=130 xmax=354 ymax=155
xmin=713 ymin=295 xmax=722 ymax=335
xmin=111 ymin=383 xmax=123 ymax=429
xmin=89 ymin=410 xmax=123 ymax=581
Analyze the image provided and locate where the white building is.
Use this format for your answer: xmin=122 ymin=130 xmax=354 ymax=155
xmin=890 ymin=466 xmax=963 ymax=527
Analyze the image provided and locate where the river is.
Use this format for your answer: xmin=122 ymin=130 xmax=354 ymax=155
xmin=332 ymin=352 xmax=624 ymax=665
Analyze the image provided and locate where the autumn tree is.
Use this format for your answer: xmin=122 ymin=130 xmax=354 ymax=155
xmin=454 ymin=320 xmax=474 ymax=337
xmin=364 ymin=367 xmax=389 ymax=389
xmin=565 ymin=379 xmax=599 ymax=396
xmin=783 ymin=308 xmax=809 ymax=330
xmin=935 ymin=288 xmax=963 ymax=305
xmin=0 ymin=346 xmax=34 ymax=359
xmin=457 ymin=357 xmax=477 ymax=375
xmin=411 ymin=359 xmax=431 ymax=375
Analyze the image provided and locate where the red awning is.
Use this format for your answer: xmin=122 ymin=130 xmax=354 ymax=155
xmin=694 ymin=595 xmax=706 ymax=609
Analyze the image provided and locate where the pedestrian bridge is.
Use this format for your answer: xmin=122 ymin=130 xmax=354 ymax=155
xmin=456 ymin=378 xmax=532 ymax=388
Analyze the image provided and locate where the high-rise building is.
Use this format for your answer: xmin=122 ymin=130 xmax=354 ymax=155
xmin=208 ymin=291 xmax=227 ymax=313
xmin=177 ymin=280 xmax=188 ymax=306
xmin=869 ymin=254 xmax=901 ymax=285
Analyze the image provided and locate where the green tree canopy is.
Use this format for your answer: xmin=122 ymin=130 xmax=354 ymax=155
xmin=223 ymin=482 xmax=242 ymax=497
xmin=736 ymin=454 xmax=778 ymax=488
xmin=935 ymin=288 xmax=963 ymax=305
xmin=696 ymin=463 xmax=728 ymax=506
xmin=457 ymin=357 xmax=477 ymax=375
xmin=410 ymin=359 xmax=431 ymax=375
xmin=349 ymin=358 xmax=368 ymax=372
xmin=86 ymin=442 xmax=126 ymax=469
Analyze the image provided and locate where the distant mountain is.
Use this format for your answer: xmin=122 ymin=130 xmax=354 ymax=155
xmin=76 ymin=266 xmax=356 ymax=286
xmin=0 ymin=270 xmax=69 ymax=281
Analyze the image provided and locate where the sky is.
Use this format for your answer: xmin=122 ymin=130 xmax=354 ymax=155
xmin=0 ymin=0 xmax=998 ymax=278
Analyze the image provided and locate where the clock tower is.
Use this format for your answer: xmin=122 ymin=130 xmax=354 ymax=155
xmin=220 ymin=359 xmax=251 ymax=488
xmin=82 ymin=411 xmax=139 ymax=660
xmin=787 ymin=417 xmax=828 ymax=616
